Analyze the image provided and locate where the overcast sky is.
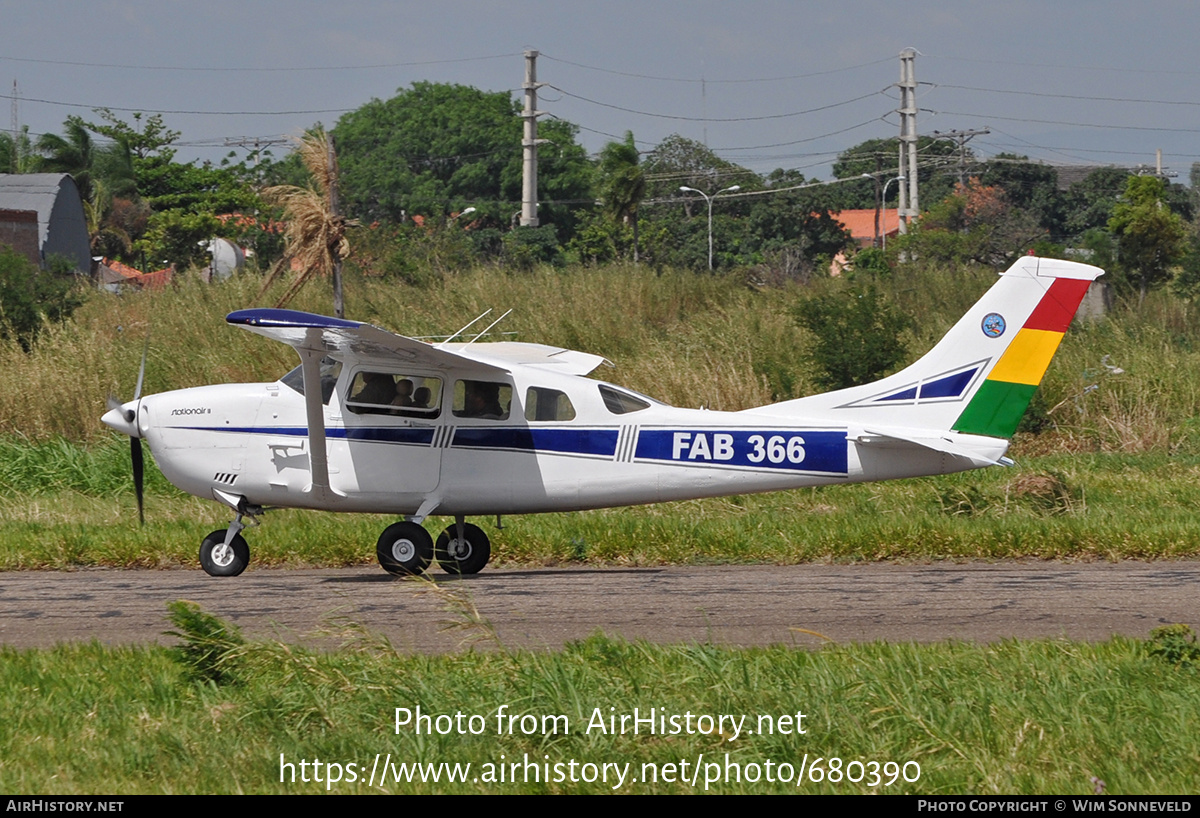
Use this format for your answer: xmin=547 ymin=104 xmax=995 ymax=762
xmin=4 ymin=1 xmax=1199 ymax=182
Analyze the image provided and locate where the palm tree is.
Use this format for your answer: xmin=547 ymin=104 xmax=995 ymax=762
xmin=0 ymin=126 xmax=36 ymax=174
xmin=36 ymin=117 xmax=135 ymax=203
xmin=260 ymin=128 xmax=355 ymax=316
xmin=37 ymin=117 xmax=137 ymax=258
xmin=599 ymin=131 xmax=646 ymax=263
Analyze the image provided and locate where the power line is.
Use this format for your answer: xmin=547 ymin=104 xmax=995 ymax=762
xmin=933 ymin=83 xmax=1200 ymax=108
xmin=936 ymin=109 xmax=1200 ymax=134
xmin=539 ymin=53 xmax=893 ymax=84
xmin=711 ymin=118 xmax=886 ymax=151
xmin=928 ymin=52 xmax=1200 ymax=77
xmin=545 ymin=84 xmax=884 ymax=123
xmin=0 ymin=90 xmax=356 ymax=117
xmin=0 ymin=52 xmax=517 ymax=73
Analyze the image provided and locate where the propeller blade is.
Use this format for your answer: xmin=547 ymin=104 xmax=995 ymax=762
xmin=134 ymin=333 xmax=150 ymax=401
xmin=131 ymin=437 xmax=145 ymax=527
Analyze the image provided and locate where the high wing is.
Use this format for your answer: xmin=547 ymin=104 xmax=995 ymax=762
xmin=226 ymin=308 xmax=606 ymax=375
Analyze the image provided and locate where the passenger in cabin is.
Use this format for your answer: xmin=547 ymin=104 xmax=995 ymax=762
xmin=350 ymin=372 xmax=395 ymax=409
xmin=412 ymin=386 xmax=432 ymax=409
xmin=393 ymin=378 xmax=415 ymax=407
xmin=462 ymin=381 xmax=505 ymax=419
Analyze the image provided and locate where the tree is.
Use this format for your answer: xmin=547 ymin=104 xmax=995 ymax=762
xmin=976 ymin=154 xmax=1064 ymax=239
xmin=332 ymin=82 xmax=590 ymax=236
xmin=0 ymin=248 xmax=84 ymax=351
xmin=85 ymin=109 xmax=180 ymax=160
xmin=833 ymin=136 xmax=962 ymax=211
xmin=35 ymin=116 xmax=139 ymax=261
xmin=0 ymin=126 xmax=35 ymax=174
xmin=1061 ymin=167 xmax=1130 ymax=238
xmin=1108 ymin=175 xmax=1188 ymax=304
xmin=904 ymin=178 xmax=1043 ymax=268
xmin=795 ymin=285 xmax=911 ymax=390
xmin=643 ymin=134 xmax=756 ymax=211
xmin=597 ymin=131 xmax=646 ymax=262
xmin=35 ymin=116 xmax=136 ymax=205
xmin=261 ymin=129 xmax=355 ymax=314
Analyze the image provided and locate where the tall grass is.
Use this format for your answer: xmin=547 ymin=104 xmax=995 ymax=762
xmin=4 ymin=260 xmax=1199 ymax=454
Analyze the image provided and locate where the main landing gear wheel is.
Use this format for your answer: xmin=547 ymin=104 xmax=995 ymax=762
xmin=200 ymin=529 xmax=250 ymax=577
xmin=435 ymin=523 xmax=491 ymax=575
xmin=376 ymin=521 xmax=433 ymax=576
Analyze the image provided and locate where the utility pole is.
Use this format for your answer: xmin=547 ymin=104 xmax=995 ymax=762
xmin=932 ymin=128 xmax=990 ymax=187
xmin=10 ymin=80 xmax=18 ymax=173
xmin=327 ymin=134 xmax=344 ymax=319
xmin=521 ymin=50 xmax=548 ymax=227
xmin=872 ymin=154 xmax=882 ymax=248
xmin=1135 ymin=149 xmax=1177 ymax=180
xmin=223 ymin=136 xmax=289 ymax=169
xmin=897 ymin=48 xmax=918 ymax=234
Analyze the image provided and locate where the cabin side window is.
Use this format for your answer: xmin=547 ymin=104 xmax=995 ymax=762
xmin=280 ymin=357 xmax=342 ymax=406
xmin=598 ymin=383 xmax=651 ymax=415
xmin=525 ymin=387 xmax=576 ymax=422
xmin=345 ymin=371 xmax=443 ymax=417
xmin=452 ymin=379 xmax=512 ymax=420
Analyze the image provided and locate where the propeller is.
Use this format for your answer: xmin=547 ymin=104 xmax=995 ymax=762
xmin=105 ymin=334 xmax=150 ymax=526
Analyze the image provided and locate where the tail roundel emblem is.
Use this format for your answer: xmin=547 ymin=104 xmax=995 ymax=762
xmin=981 ymin=313 xmax=1006 ymax=338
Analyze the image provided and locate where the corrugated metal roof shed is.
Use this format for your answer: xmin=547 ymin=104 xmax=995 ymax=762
xmin=0 ymin=173 xmax=90 ymax=272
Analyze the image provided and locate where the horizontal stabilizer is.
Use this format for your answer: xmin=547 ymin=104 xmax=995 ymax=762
xmin=854 ymin=429 xmax=1012 ymax=468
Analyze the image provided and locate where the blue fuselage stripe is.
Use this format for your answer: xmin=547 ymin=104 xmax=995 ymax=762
xmin=451 ymin=427 xmax=619 ymax=456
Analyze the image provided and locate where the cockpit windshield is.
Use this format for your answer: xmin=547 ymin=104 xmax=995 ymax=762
xmin=280 ymin=357 xmax=342 ymax=406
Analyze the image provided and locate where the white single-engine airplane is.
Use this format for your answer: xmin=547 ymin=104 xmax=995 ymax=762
xmin=102 ymin=256 xmax=1101 ymax=578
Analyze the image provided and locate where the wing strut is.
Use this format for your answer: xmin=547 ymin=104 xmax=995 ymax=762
xmin=298 ymin=347 xmax=332 ymax=497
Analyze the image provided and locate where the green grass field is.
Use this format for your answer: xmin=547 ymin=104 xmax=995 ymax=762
xmin=2 ymin=609 xmax=1198 ymax=794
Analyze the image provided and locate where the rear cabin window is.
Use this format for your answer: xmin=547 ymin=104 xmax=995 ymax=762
xmin=452 ymin=379 xmax=512 ymax=420
xmin=598 ymin=384 xmax=651 ymax=415
xmin=346 ymin=371 xmax=442 ymax=417
xmin=525 ymin=387 xmax=576 ymax=422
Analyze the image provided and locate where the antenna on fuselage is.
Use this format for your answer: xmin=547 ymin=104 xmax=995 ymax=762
xmin=436 ymin=309 xmax=491 ymax=347
xmin=466 ymin=309 xmax=512 ymax=345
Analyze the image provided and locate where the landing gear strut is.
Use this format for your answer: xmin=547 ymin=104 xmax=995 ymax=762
xmin=200 ymin=529 xmax=250 ymax=577
xmin=199 ymin=505 xmax=259 ymax=577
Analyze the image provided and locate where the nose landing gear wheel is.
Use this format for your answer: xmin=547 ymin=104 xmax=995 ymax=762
xmin=200 ymin=529 xmax=250 ymax=577
xmin=435 ymin=523 xmax=491 ymax=575
xmin=376 ymin=521 xmax=434 ymax=576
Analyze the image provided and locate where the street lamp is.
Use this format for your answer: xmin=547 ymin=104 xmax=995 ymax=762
xmin=881 ymin=175 xmax=906 ymax=249
xmin=679 ymin=184 xmax=741 ymax=270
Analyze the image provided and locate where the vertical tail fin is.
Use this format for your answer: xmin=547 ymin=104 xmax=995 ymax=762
xmin=748 ymin=256 xmax=1103 ymax=436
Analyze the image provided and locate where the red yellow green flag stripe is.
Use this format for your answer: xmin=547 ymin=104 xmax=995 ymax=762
xmin=952 ymin=278 xmax=1092 ymax=438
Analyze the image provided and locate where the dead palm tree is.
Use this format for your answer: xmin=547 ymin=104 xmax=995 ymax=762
xmin=259 ymin=128 xmax=355 ymax=316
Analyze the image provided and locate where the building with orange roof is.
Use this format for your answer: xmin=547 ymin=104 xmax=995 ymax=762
xmin=96 ymin=257 xmax=174 ymax=292
xmin=829 ymin=208 xmax=901 ymax=249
